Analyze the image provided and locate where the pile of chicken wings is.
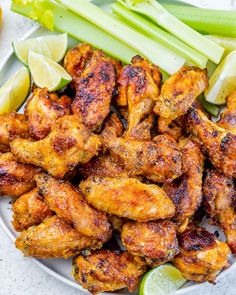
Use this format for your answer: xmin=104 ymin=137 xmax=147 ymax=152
xmin=1 ymin=43 xmax=236 ymax=294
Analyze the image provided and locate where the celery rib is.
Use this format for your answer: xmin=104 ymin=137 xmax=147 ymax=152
xmin=11 ymin=0 xmax=138 ymax=64
xmin=119 ymin=0 xmax=224 ymax=64
xmin=111 ymin=2 xmax=207 ymax=68
xmin=55 ymin=0 xmax=185 ymax=74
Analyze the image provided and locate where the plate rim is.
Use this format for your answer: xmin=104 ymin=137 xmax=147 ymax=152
xmin=0 ymin=25 xmax=235 ymax=295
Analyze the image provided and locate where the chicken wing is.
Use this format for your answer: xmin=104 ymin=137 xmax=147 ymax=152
xmin=80 ymin=177 xmax=175 ymax=221
xmin=11 ymin=115 xmax=101 ymax=178
xmin=121 ymin=220 xmax=179 ymax=267
xmin=12 ymin=188 xmax=53 ymax=231
xmin=217 ymin=90 xmax=236 ymax=134
xmin=64 ymin=44 xmax=120 ymax=131
xmin=173 ymin=227 xmax=230 ymax=283
xmin=0 ymin=152 xmax=39 ymax=197
xmin=187 ymin=107 xmax=236 ymax=177
xmin=72 ymin=249 xmax=147 ymax=294
xmin=154 ymin=66 xmax=208 ymax=120
xmin=117 ymin=55 xmax=161 ymax=138
xmin=103 ymin=134 xmax=182 ymax=183
xmin=0 ymin=112 xmax=28 ymax=152
xmin=157 ymin=117 xmax=183 ymax=141
xmin=35 ymin=173 xmax=111 ymax=242
xmin=15 ymin=216 xmax=102 ymax=259
xmin=25 ymin=88 xmax=71 ymax=140
xmin=203 ymin=168 xmax=236 ymax=253
xmin=163 ymin=137 xmax=204 ymax=232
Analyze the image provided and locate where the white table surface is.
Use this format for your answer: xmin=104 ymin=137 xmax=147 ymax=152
xmin=1 ymin=0 xmax=236 ymax=294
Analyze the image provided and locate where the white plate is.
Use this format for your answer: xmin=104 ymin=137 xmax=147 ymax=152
xmin=0 ymin=3 xmax=236 ymax=295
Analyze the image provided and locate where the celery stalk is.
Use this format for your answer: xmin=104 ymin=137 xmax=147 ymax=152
xmin=111 ymin=2 xmax=207 ymax=68
xmin=198 ymin=95 xmax=219 ymax=117
xmin=11 ymin=0 xmax=138 ymax=64
xmin=55 ymin=0 xmax=185 ymax=74
xmin=162 ymin=4 xmax=236 ymax=38
xmin=119 ymin=0 xmax=224 ymax=64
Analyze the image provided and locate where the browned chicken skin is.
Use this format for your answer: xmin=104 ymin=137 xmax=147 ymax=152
xmin=12 ymin=188 xmax=53 ymax=231
xmin=80 ymin=177 xmax=175 ymax=221
xmin=217 ymin=90 xmax=236 ymax=133
xmin=117 ymin=55 xmax=161 ymax=138
xmin=25 ymin=88 xmax=71 ymax=140
xmin=187 ymin=107 xmax=236 ymax=177
xmin=15 ymin=216 xmax=102 ymax=259
xmin=73 ymin=250 xmax=147 ymax=294
xmin=157 ymin=117 xmax=184 ymax=141
xmin=35 ymin=173 xmax=111 ymax=242
xmin=0 ymin=152 xmax=39 ymax=197
xmin=203 ymin=168 xmax=236 ymax=253
xmin=163 ymin=137 xmax=204 ymax=232
xmin=121 ymin=220 xmax=179 ymax=267
xmin=0 ymin=112 xmax=29 ymax=152
xmin=11 ymin=115 xmax=101 ymax=178
xmin=174 ymin=227 xmax=231 ymax=283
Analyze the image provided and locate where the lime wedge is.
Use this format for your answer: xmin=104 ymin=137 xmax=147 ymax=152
xmin=205 ymin=50 xmax=236 ymax=105
xmin=28 ymin=51 xmax=72 ymax=91
xmin=0 ymin=67 xmax=30 ymax=114
xmin=139 ymin=264 xmax=187 ymax=295
xmin=207 ymin=35 xmax=236 ymax=58
xmin=13 ymin=33 xmax=68 ymax=65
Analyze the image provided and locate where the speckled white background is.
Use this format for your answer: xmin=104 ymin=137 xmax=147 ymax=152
xmin=1 ymin=0 xmax=236 ymax=294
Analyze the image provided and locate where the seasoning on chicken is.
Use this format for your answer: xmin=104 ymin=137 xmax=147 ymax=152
xmin=0 ymin=152 xmax=39 ymax=197
xmin=163 ymin=137 xmax=204 ymax=232
xmin=157 ymin=116 xmax=184 ymax=141
xmin=64 ymin=44 xmax=120 ymax=131
xmin=25 ymin=88 xmax=71 ymax=140
xmin=73 ymin=250 xmax=147 ymax=294
xmin=10 ymin=115 xmax=101 ymax=178
xmin=187 ymin=107 xmax=236 ymax=177
xmin=117 ymin=55 xmax=161 ymax=138
xmin=35 ymin=173 xmax=111 ymax=242
xmin=217 ymin=90 xmax=236 ymax=134
xmin=121 ymin=220 xmax=179 ymax=267
xmin=0 ymin=112 xmax=29 ymax=152
xmin=15 ymin=216 xmax=103 ymax=259
xmin=80 ymin=177 xmax=175 ymax=221
xmin=203 ymin=168 xmax=236 ymax=253
xmin=173 ymin=227 xmax=231 ymax=283
xmin=12 ymin=188 xmax=53 ymax=231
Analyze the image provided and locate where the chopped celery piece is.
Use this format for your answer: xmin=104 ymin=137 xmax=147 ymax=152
xmin=162 ymin=4 xmax=236 ymax=38
xmin=111 ymin=2 xmax=207 ymax=68
xmin=11 ymin=0 xmax=138 ymax=64
xmin=119 ymin=0 xmax=224 ymax=64
xmin=207 ymin=35 xmax=236 ymax=58
xmin=56 ymin=0 xmax=185 ymax=74
xmin=198 ymin=95 xmax=219 ymax=117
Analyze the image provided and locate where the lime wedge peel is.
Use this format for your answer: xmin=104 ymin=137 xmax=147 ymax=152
xmin=205 ymin=50 xmax=236 ymax=105
xmin=0 ymin=67 xmax=30 ymax=114
xmin=13 ymin=33 xmax=68 ymax=65
xmin=28 ymin=51 xmax=72 ymax=91
xmin=139 ymin=264 xmax=187 ymax=295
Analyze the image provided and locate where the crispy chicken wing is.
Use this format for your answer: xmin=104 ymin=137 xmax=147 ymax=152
xmin=174 ymin=227 xmax=230 ymax=283
xmin=35 ymin=173 xmax=111 ymax=242
xmin=103 ymin=134 xmax=182 ymax=183
xmin=217 ymin=90 xmax=236 ymax=134
xmin=0 ymin=112 xmax=29 ymax=152
xmin=11 ymin=115 xmax=101 ymax=178
xmin=187 ymin=107 xmax=236 ymax=177
xmin=163 ymin=137 xmax=204 ymax=232
xmin=80 ymin=177 xmax=175 ymax=221
xmin=25 ymin=88 xmax=71 ymax=140
xmin=64 ymin=44 xmax=120 ymax=131
xmin=117 ymin=56 xmax=161 ymax=138
xmin=0 ymin=153 xmax=39 ymax=197
xmin=12 ymin=188 xmax=53 ymax=231
xmin=121 ymin=220 xmax=179 ymax=267
xmin=73 ymin=250 xmax=147 ymax=294
xmin=15 ymin=216 xmax=102 ymax=259
xmin=157 ymin=117 xmax=184 ymax=141
xmin=203 ymin=168 xmax=236 ymax=253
